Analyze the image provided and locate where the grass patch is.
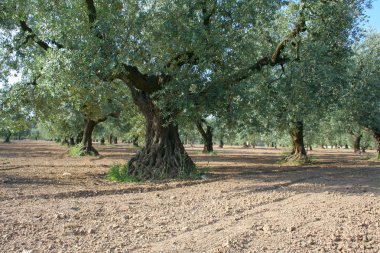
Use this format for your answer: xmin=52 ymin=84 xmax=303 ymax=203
xmin=69 ymin=145 xmax=86 ymax=157
xmin=106 ymin=163 xmax=141 ymax=183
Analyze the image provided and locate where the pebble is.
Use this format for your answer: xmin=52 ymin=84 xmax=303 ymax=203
xmin=263 ymin=225 xmax=271 ymax=233
xmin=22 ymin=250 xmax=34 ymax=253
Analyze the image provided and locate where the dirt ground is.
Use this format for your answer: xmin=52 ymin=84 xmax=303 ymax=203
xmin=0 ymin=141 xmax=380 ymax=253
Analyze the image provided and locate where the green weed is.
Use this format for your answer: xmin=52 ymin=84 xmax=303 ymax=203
xmin=68 ymin=144 xmax=86 ymax=157
xmin=106 ymin=163 xmax=141 ymax=183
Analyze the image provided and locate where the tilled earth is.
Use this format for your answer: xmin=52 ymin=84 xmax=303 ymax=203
xmin=0 ymin=141 xmax=380 ymax=253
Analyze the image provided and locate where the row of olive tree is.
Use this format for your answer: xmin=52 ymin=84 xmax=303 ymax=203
xmin=0 ymin=0 xmax=377 ymax=179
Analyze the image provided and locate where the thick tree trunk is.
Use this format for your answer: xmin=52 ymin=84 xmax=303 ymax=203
xmin=373 ymin=131 xmax=380 ymax=159
xmin=81 ymin=119 xmax=99 ymax=155
xmin=286 ymin=121 xmax=308 ymax=163
xmin=196 ymin=121 xmax=213 ymax=153
xmin=127 ymin=90 xmax=195 ymax=179
xmin=353 ymin=134 xmax=362 ymax=153
xmin=114 ymin=137 xmax=118 ymax=144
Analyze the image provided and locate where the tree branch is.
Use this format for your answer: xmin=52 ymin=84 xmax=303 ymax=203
xmin=19 ymin=20 xmax=64 ymax=50
xmin=116 ymin=64 xmax=169 ymax=94
xmin=196 ymin=121 xmax=208 ymax=140
xmin=84 ymin=0 xmax=103 ymax=39
xmin=227 ymin=1 xmax=306 ymax=84
xmin=85 ymin=0 xmax=97 ymax=24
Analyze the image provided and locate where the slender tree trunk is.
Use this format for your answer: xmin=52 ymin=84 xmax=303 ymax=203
xmin=196 ymin=122 xmax=213 ymax=153
xmin=69 ymin=137 xmax=75 ymax=146
xmin=100 ymin=137 xmax=105 ymax=145
xmin=114 ymin=137 xmax=118 ymax=144
xmin=81 ymin=119 xmax=99 ymax=155
xmin=109 ymin=134 xmax=113 ymax=144
xmin=219 ymin=139 xmax=224 ymax=148
xmin=373 ymin=131 xmax=380 ymax=159
xmin=309 ymin=145 xmax=313 ymax=151
xmin=287 ymin=121 xmax=308 ymax=162
xmin=345 ymin=144 xmax=349 ymax=149
xmin=353 ymin=134 xmax=362 ymax=153
xmin=4 ymin=131 xmax=11 ymax=143
xmin=127 ymin=90 xmax=195 ymax=179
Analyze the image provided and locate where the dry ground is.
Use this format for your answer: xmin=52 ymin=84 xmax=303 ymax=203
xmin=0 ymin=140 xmax=380 ymax=253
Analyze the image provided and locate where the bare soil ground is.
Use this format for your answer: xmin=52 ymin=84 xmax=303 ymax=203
xmin=1 ymin=141 xmax=380 ymax=253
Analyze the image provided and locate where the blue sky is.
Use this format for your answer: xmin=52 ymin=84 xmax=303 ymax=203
xmin=366 ymin=0 xmax=380 ymax=31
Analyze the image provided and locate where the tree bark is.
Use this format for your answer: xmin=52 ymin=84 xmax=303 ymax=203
xmin=4 ymin=131 xmax=11 ymax=143
xmin=196 ymin=121 xmax=213 ymax=153
xmin=219 ymin=139 xmax=224 ymax=148
xmin=127 ymin=90 xmax=195 ymax=179
xmin=109 ymin=134 xmax=113 ymax=144
xmin=81 ymin=119 xmax=99 ymax=155
xmin=287 ymin=121 xmax=308 ymax=162
xmin=373 ymin=131 xmax=380 ymax=159
xmin=353 ymin=133 xmax=362 ymax=153
xmin=114 ymin=137 xmax=118 ymax=144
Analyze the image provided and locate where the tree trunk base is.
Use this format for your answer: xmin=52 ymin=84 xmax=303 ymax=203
xmin=284 ymin=153 xmax=309 ymax=164
xmin=127 ymin=145 xmax=195 ymax=180
xmin=81 ymin=146 xmax=99 ymax=156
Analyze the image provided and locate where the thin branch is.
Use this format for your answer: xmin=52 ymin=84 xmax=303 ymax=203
xmin=19 ymin=20 xmax=64 ymax=50
xmin=227 ymin=1 xmax=306 ymax=84
xmin=196 ymin=121 xmax=208 ymax=140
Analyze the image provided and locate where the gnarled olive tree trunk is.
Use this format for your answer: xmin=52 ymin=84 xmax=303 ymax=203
xmin=286 ymin=121 xmax=308 ymax=162
xmin=81 ymin=119 xmax=99 ymax=155
xmin=127 ymin=90 xmax=195 ymax=179
xmin=196 ymin=121 xmax=213 ymax=153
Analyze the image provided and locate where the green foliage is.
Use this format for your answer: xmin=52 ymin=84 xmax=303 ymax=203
xmin=68 ymin=145 xmax=86 ymax=157
xmin=106 ymin=163 xmax=141 ymax=183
